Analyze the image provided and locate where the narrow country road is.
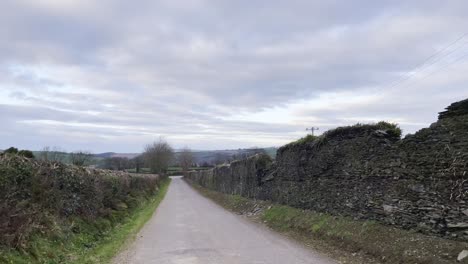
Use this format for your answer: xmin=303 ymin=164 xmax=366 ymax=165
xmin=113 ymin=176 xmax=336 ymax=264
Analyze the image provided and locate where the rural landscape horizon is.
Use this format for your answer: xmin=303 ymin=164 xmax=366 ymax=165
xmin=2 ymin=1 xmax=468 ymax=264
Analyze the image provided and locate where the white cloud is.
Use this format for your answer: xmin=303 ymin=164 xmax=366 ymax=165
xmin=0 ymin=0 xmax=467 ymax=152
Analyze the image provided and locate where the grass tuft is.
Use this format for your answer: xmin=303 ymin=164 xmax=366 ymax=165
xmin=283 ymin=121 xmax=402 ymax=149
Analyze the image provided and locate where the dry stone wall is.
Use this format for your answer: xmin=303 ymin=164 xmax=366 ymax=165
xmin=186 ymin=99 xmax=468 ymax=241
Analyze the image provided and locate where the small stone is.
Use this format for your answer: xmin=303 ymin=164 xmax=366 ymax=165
xmin=374 ymin=129 xmax=388 ymax=137
xmin=383 ymin=205 xmax=396 ymax=213
xmin=409 ymin=184 xmax=425 ymax=193
xmin=458 ymin=250 xmax=468 ymax=262
xmin=115 ymin=202 xmax=128 ymax=210
xmin=462 ymin=209 xmax=468 ymax=216
xmin=448 ymin=223 xmax=468 ymax=230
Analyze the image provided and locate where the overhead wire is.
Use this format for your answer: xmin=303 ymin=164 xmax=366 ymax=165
xmin=382 ymin=32 xmax=468 ymax=91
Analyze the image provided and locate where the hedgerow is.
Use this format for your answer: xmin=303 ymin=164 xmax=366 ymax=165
xmin=0 ymin=154 xmax=162 ymax=249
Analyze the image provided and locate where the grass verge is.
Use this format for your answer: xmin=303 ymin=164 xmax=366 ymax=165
xmin=186 ymin=180 xmax=468 ymax=264
xmin=0 ymin=178 xmax=171 ymax=264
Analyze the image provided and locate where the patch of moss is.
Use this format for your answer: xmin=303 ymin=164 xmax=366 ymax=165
xmin=320 ymin=121 xmax=402 ymax=141
xmin=283 ymin=134 xmax=318 ymax=148
xmin=255 ymin=154 xmax=273 ymax=170
xmin=283 ymin=121 xmax=402 ymax=149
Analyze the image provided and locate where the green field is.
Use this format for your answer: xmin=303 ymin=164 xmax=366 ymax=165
xmin=127 ymin=166 xmax=212 ymax=174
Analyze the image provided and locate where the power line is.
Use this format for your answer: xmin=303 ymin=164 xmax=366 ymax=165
xmin=389 ymin=41 xmax=468 ymax=90
xmin=408 ymin=33 xmax=468 ymax=71
xmin=403 ymin=38 xmax=467 ymax=76
xmin=397 ymin=51 xmax=468 ymax=91
xmin=306 ymin=127 xmax=319 ymax=136
xmin=379 ymin=32 xmax=468 ymax=91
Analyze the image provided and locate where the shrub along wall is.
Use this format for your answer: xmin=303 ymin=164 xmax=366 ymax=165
xmin=0 ymin=154 xmax=162 ymax=249
xmin=186 ymin=98 xmax=468 ymax=241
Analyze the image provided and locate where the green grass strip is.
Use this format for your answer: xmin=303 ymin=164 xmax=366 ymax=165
xmin=188 ymin=181 xmax=468 ymax=264
xmin=78 ymin=178 xmax=171 ymax=264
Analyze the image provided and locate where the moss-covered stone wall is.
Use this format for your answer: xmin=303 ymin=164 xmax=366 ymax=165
xmin=187 ymin=99 xmax=468 ymax=241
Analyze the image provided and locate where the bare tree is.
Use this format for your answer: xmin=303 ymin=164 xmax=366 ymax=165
xmin=132 ymin=155 xmax=145 ymax=173
xmin=178 ymin=147 xmax=193 ymax=172
xmin=39 ymin=146 xmax=65 ymax=163
xmin=102 ymin=157 xmax=132 ymax=171
xmin=214 ymin=152 xmax=228 ymax=165
xmin=143 ymin=138 xmax=174 ymax=174
xmin=243 ymin=147 xmax=267 ymax=159
xmin=70 ymin=151 xmax=93 ymax=166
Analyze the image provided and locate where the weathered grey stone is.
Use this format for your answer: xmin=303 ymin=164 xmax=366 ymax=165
xmin=383 ymin=205 xmax=396 ymax=213
xmin=458 ymin=250 xmax=468 ymax=261
xmin=448 ymin=223 xmax=468 ymax=230
xmin=186 ymin=98 xmax=468 ymax=242
xmin=409 ymin=184 xmax=425 ymax=193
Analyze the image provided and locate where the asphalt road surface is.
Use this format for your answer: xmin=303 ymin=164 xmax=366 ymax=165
xmin=113 ymin=176 xmax=336 ymax=264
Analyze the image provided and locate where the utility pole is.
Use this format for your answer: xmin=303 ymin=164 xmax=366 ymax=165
xmin=306 ymin=127 xmax=319 ymax=136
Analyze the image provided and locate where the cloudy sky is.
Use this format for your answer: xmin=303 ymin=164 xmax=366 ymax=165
xmin=1 ymin=0 xmax=468 ymax=152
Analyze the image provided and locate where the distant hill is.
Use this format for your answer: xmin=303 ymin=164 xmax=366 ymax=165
xmin=20 ymin=147 xmax=278 ymax=166
xmin=92 ymin=147 xmax=278 ymax=165
xmin=186 ymin=147 xmax=277 ymax=165
xmin=93 ymin=152 xmax=115 ymax=158
xmin=93 ymin=152 xmax=140 ymax=159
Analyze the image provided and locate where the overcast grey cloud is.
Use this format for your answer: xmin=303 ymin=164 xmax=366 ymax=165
xmin=1 ymin=0 xmax=467 ymax=152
